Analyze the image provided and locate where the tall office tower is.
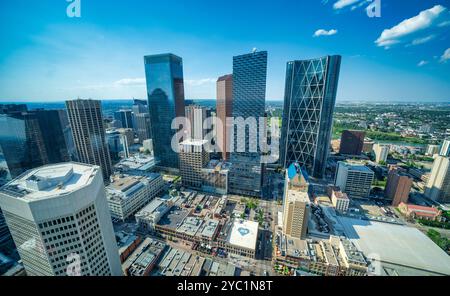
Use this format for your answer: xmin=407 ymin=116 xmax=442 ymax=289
xmin=0 ymin=163 xmax=123 ymax=276
xmin=113 ymin=109 xmax=134 ymax=129
xmin=335 ymin=161 xmax=374 ymax=199
xmin=228 ymin=51 xmax=267 ymax=197
xmin=134 ymin=113 xmax=152 ymax=144
xmin=216 ymin=74 xmax=233 ymax=161
xmin=440 ymin=139 xmax=450 ymax=157
xmin=132 ymin=99 xmax=148 ymax=115
xmin=185 ymin=105 xmax=212 ymax=140
xmin=340 ymin=130 xmax=365 ymax=155
xmin=58 ymin=110 xmax=78 ymax=161
xmin=179 ymin=139 xmax=209 ymax=189
xmin=280 ymin=55 xmax=342 ymax=179
xmin=385 ymin=168 xmax=413 ymax=206
xmin=426 ymin=144 xmax=441 ymax=156
xmin=66 ymin=99 xmax=112 ymax=181
xmin=0 ymin=208 xmax=13 ymax=251
xmin=282 ymin=163 xmax=310 ymax=239
xmin=425 ymin=156 xmax=450 ymax=203
xmin=144 ymin=53 xmax=186 ymax=169
xmin=373 ymin=143 xmax=389 ymax=164
xmin=0 ymin=107 xmax=49 ymax=182
xmin=29 ymin=109 xmax=71 ymax=164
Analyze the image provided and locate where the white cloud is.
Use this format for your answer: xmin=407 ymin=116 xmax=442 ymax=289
xmin=333 ymin=0 xmax=360 ymax=10
xmin=375 ymin=5 xmax=447 ymax=48
xmin=313 ymin=29 xmax=338 ymax=37
xmin=114 ymin=78 xmax=146 ymax=86
xmin=440 ymin=48 xmax=450 ymax=63
xmin=185 ymin=78 xmax=216 ymax=86
xmin=406 ymin=34 xmax=436 ymax=47
xmin=417 ymin=60 xmax=429 ymax=67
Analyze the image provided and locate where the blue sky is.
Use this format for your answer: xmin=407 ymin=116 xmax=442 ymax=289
xmin=0 ymin=0 xmax=449 ymax=102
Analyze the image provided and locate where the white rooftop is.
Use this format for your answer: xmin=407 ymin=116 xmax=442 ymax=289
xmin=1 ymin=163 xmax=98 ymax=202
xmin=227 ymin=219 xmax=259 ymax=251
xmin=338 ymin=217 xmax=450 ymax=275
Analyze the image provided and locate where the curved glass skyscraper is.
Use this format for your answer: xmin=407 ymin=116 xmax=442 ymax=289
xmin=144 ymin=54 xmax=185 ymax=169
xmin=280 ymin=55 xmax=341 ymax=179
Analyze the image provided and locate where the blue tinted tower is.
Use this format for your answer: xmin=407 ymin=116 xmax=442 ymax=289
xmin=144 ymin=54 xmax=186 ymax=169
xmin=228 ymin=51 xmax=268 ymax=197
xmin=280 ymin=55 xmax=341 ymax=179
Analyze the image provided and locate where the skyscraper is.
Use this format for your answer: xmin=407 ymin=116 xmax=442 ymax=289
xmin=134 ymin=113 xmax=152 ymax=144
xmin=425 ymin=156 xmax=450 ymax=203
xmin=440 ymin=139 xmax=450 ymax=157
xmin=0 ymin=163 xmax=123 ymax=276
xmin=216 ymin=74 xmax=233 ymax=160
xmin=114 ymin=109 xmax=134 ymax=129
xmin=29 ymin=109 xmax=71 ymax=164
xmin=228 ymin=51 xmax=267 ymax=197
xmin=373 ymin=143 xmax=389 ymax=164
xmin=185 ymin=105 xmax=212 ymax=141
xmin=340 ymin=130 xmax=365 ymax=155
xmin=280 ymin=55 xmax=342 ymax=178
xmin=0 ymin=106 xmax=48 ymax=182
xmin=335 ymin=161 xmax=374 ymax=199
xmin=144 ymin=53 xmax=186 ymax=169
xmin=66 ymin=99 xmax=112 ymax=181
xmin=282 ymin=163 xmax=310 ymax=239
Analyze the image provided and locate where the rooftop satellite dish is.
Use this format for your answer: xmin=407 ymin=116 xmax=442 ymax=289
xmin=252 ymin=47 xmax=257 ymax=53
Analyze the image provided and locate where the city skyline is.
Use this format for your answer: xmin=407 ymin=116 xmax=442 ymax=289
xmin=1 ymin=0 xmax=450 ymax=102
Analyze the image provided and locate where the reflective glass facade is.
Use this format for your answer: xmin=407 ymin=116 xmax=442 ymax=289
xmin=229 ymin=51 xmax=267 ymax=197
xmin=280 ymin=56 xmax=341 ymax=178
xmin=144 ymin=53 xmax=185 ymax=169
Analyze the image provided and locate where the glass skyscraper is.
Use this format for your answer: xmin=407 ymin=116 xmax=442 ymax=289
xmin=228 ymin=51 xmax=268 ymax=197
xmin=144 ymin=53 xmax=186 ymax=169
xmin=280 ymin=55 xmax=341 ymax=179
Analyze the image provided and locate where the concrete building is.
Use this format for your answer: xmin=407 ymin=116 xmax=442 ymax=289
xmin=373 ymin=143 xmax=389 ymax=164
xmin=113 ymin=154 xmax=156 ymax=176
xmin=124 ymin=237 xmax=166 ymax=276
xmin=330 ymin=189 xmax=350 ymax=213
xmin=362 ymin=139 xmax=375 ymax=153
xmin=426 ymin=144 xmax=440 ymax=156
xmin=282 ymin=163 xmax=310 ymax=239
xmin=339 ymin=130 xmax=365 ymax=155
xmin=335 ymin=162 xmax=374 ymax=199
xmin=134 ymin=113 xmax=152 ymax=144
xmin=216 ymin=74 xmax=233 ymax=161
xmin=385 ymin=168 xmax=413 ymax=206
xmin=440 ymin=139 xmax=450 ymax=157
xmin=179 ymin=139 xmax=210 ymax=189
xmin=201 ymin=160 xmax=230 ymax=195
xmin=142 ymin=139 xmax=153 ymax=155
xmin=66 ymin=99 xmax=112 ymax=181
xmin=106 ymin=173 xmax=164 ymax=221
xmin=135 ymin=198 xmax=174 ymax=233
xmin=185 ymin=105 xmax=212 ymax=141
xmin=216 ymin=219 xmax=259 ymax=258
xmin=425 ymin=156 xmax=450 ymax=203
xmin=0 ymin=163 xmax=122 ymax=276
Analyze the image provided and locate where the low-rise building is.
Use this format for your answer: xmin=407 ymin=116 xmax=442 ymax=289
xmin=217 ymin=219 xmax=259 ymax=258
xmin=398 ymin=203 xmax=442 ymax=221
xmin=330 ymin=189 xmax=350 ymax=213
xmin=135 ymin=197 xmax=174 ymax=232
xmin=106 ymin=173 xmax=164 ymax=221
xmin=113 ymin=154 xmax=156 ymax=176
xmin=123 ymin=237 xmax=166 ymax=276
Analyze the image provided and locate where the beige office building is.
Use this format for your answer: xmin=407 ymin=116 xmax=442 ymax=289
xmin=179 ymin=139 xmax=210 ymax=189
xmin=425 ymin=156 xmax=450 ymax=203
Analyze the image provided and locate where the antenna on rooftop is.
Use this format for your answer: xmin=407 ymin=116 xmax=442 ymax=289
xmin=252 ymin=47 xmax=257 ymax=53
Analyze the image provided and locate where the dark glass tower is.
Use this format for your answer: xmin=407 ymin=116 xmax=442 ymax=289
xmin=228 ymin=51 xmax=268 ymax=197
xmin=280 ymin=55 xmax=341 ymax=179
xmin=114 ymin=109 xmax=134 ymax=129
xmin=0 ymin=107 xmax=48 ymax=181
xmin=144 ymin=53 xmax=186 ymax=169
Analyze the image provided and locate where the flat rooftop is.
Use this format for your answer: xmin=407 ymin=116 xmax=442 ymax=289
xmin=0 ymin=163 xmax=98 ymax=202
xmin=338 ymin=216 xmax=450 ymax=275
xmin=287 ymin=189 xmax=310 ymax=203
xmin=227 ymin=219 xmax=259 ymax=251
xmin=157 ymin=208 xmax=190 ymax=230
xmin=339 ymin=162 xmax=374 ymax=173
